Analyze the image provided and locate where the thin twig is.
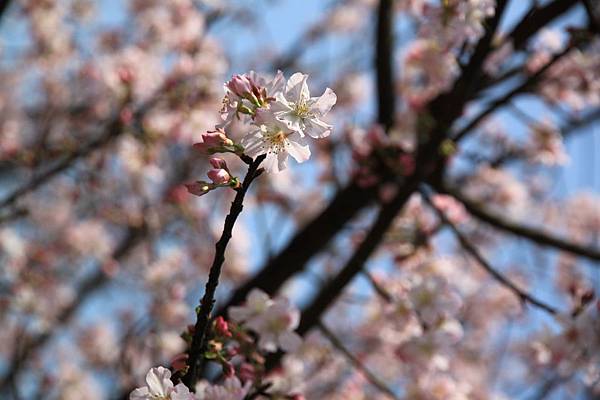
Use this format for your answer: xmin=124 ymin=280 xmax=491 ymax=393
xmin=420 ymin=187 xmax=559 ymax=315
xmin=182 ymin=154 xmax=265 ymax=388
xmin=443 ymin=185 xmax=600 ymax=262
xmin=453 ymin=45 xmax=575 ymax=142
xmin=318 ymin=321 xmax=399 ymax=400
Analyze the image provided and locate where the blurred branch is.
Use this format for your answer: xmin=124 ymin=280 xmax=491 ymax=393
xmin=217 ymin=179 xmax=377 ymax=315
xmin=0 ymin=224 xmax=148 ymax=394
xmin=508 ymin=0 xmax=579 ymax=51
xmin=421 ymin=187 xmax=559 ymax=315
xmin=442 ymin=185 xmax=600 ymax=262
xmin=0 ymin=112 xmax=125 ymax=212
xmin=318 ymin=321 xmax=399 ymax=400
xmin=581 ymin=0 xmax=600 ymax=34
xmin=453 ymin=44 xmax=575 ymax=142
xmin=0 ymin=154 xmax=196 ymax=395
xmin=297 ymin=183 xmax=416 ymax=337
xmin=0 ymin=0 xmax=11 ymax=22
xmin=375 ymin=0 xmax=395 ymax=130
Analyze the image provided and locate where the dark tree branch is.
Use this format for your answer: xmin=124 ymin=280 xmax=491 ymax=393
xmin=421 ymin=187 xmax=559 ymax=315
xmin=453 ymin=44 xmax=575 ymax=142
xmin=443 ymin=185 xmax=600 ymax=262
xmin=375 ymin=0 xmax=395 ymax=130
xmin=218 ymin=180 xmax=377 ymax=313
xmin=508 ymin=0 xmax=579 ymax=51
xmin=318 ymin=322 xmax=398 ymax=400
xmin=581 ymin=0 xmax=600 ymax=34
xmin=182 ymin=155 xmax=265 ymax=389
xmin=297 ymin=182 xmax=417 ymax=337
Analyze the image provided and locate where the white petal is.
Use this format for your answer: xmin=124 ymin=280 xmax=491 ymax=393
xmin=304 ymin=118 xmax=333 ymax=139
xmin=130 ymin=387 xmax=150 ymax=400
xmin=268 ymin=70 xmax=285 ymax=95
xmin=145 ymin=367 xmax=171 ymax=397
xmin=171 ymin=383 xmax=194 ymax=400
xmin=262 ymin=152 xmax=281 ymax=173
xmin=286 ymin=135 xmax=311 ymax=163
xmin=286 ymin=72 xmax=309 ymax=103
xmin=228 ymin=305 xmax=250 ymax=322
xmin=311 ymin=87 xmax=337 ymax=115
xmin=270 ymin=93 xmax=292 ymax=113
xmin=279 ymin=331 xmax=302 ymax=352
xmin=276 ymin=111 xmax=304 ymax=132
xmin=277 ymin=151 xmax=289 ymax=172
xmin=240 ymin=130 xmax=266 ymax=158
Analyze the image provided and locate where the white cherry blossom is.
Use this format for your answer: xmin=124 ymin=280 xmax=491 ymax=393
xmin=241 ymin=110 xmax=311 ymax=173
xmin=196 ymin=377 xmax=251 ymax=400
xmin=130 ymin=366 xmax=195 ymax=400
xmin=272 ymin=72 xmax=337 ymax=139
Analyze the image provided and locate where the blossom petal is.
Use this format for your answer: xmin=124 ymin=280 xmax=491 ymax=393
xmin=263 ymin=152 xmax=281 ymax=173
xmin=130 ymin=387 xmax=150 ymax=400
xmin=304 ymin=118 xmax=333 ymax=139
xmin=286 ymin=72 xmax=309 ymax=103
xmin=286 ymin=135 xmax=311 ymax=163
xmin=279 ymin=331 xmax=302 ymax=352
xmin=145 ymin=367 xmax=172 ymax=397
xmin=277 ymin=151 xmax=289 ymax=172
xmin=240 ymin=129 xmax=266 ymax=158
xmin=312 ymin=87 xmax=337 ymax=115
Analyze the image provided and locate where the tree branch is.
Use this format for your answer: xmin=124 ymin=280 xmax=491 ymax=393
xmin=318 ymin=321 xmax=398 ymax=400
xmin=421 ymin=187 xmax=559 ymax=315
xmin=182 ymin=155 xmax=265 ymax=389
xmin=0 ymin=224 xmax=147 ymax=393
xmin=297 ymin=182 xmax=417 ymax=337
xmin=442 ymin=185 xmax=600 ymax=262
xmin=453 ymin=44 xmax=575 ymax=142
xmin=375 ymin=0 xmax=395 ymax=130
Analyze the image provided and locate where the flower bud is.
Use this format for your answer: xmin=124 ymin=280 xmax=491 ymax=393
xmin=209 ymin=157 xmax=228 ymax=170
xmin=185 ymin=181 xmax=212 ymax=197
xmin=193 ymin=129 xmax=234 ymax=152
xmin=226 ymin=74 xmax=253 ymax=97
xmin=207 ymin=169 xmax=231 ymax=185
xmin=214 ymin=316 xmax=232 ymax=338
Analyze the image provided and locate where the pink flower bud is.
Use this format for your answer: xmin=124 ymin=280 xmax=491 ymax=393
xmin=171 ymin=353 xmax=188 ymax=372
xmin=207 ymin=169 xmax=231 ymax=185
xmin=209 ymin=157 xmax=227 ymax=170
xmin=185 ymin=181 xmax=212 ymax=197
xmin=214 ymin=316 xmax=232 ymax=338
xmin=193 ymin=130 xmax=234 ymax=152
xmin=117 ymin=65 xmax=134 ymax=85
xmin=226 ymin=74 xmax=253 ymax=97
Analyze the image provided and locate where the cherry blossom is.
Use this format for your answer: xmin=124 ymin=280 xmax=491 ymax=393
xmin=195 ymin=377 xmax=251 ymax=400
xmin=130 ymin=367 xmax=195 ymax=400
xmin=229 ymin=288 xmax=302 ymax=352
xmin=241 ymin=110 xmax=311 ymax=173
xmin=272 ymin=72 xmax=337 ymax=138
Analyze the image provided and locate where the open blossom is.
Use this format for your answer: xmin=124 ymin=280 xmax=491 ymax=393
xmin=229 ymin=288 xmax=302 ymax=352
xmin=130 ymin=366 xmax=194 ymax=400
xmin=241 ymin=110 xmax=310 ymax=173
xmin=272 ymin=72 xmax=337 ymax=139
xmin=196 ymin=377 xmax=251 ymax=400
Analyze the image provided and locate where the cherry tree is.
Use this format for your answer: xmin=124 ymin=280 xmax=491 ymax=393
xmin=0 ymin=0 xmax=599 ymax=399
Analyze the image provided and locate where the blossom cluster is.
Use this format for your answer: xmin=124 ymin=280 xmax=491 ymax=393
xmin=130 ymin=290 xmax=303 ymax=400
xmin=185 ymin=71 xmax=337 ymax=198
